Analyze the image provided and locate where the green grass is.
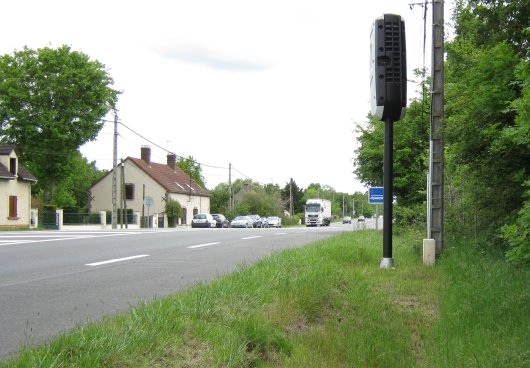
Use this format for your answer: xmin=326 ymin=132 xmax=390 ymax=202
xmin=1 ymin=230 xmax=528 ymax=367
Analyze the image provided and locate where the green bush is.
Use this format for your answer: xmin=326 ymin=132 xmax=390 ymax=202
xmin=501 ymin=183 xmax=530 ymax=265
xmin=165 ymin=199 xmax=182 ymax=227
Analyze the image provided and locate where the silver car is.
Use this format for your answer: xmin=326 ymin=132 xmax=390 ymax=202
xmin=230 ymin=216 xmax=253 ymax=228
xmin=267 ymin=216 xmax=281 ymax=228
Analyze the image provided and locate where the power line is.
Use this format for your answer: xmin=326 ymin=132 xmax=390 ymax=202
xmin=103 ymin=117 xmax=272 ymax=186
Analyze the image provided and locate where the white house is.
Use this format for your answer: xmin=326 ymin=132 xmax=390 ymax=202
xmin=89 ymin=146 xmax=210 ymax=227
xmin=0 ymin=145 xmax=37 ymax=229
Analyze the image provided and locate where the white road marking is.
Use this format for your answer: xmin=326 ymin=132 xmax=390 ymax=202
xmin=0 ymin=232 xmax=150 ymax=248
xmin=275 ymin=233 xmax=288 ymax=235
xmin=241 ymin=236 xmax=261 ymax=240
xmin=187 ymin=242 xmax=220 ymax=249
xmin=85 ymin=254 xmax=149 ymax=266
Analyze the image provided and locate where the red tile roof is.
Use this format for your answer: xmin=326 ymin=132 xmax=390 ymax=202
xmin=128 ymin=157 xmax=210 ymax=197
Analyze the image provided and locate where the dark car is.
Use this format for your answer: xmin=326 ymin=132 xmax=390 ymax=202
xmin=212 ymin=214 xmax=230 ymax=228
xmin=249 ymin=214 xmax=263 ymax=228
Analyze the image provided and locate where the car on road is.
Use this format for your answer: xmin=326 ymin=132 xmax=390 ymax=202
xmin=230 ymin=216 xmax=253 ymax=228
xmin=191 ymin=213 xmax=216 ymax=228
xmin=261 ymin=217 xmax=269 ymax=228
xmin=249 ymin=214 xmax=263 ymax=228
xmin=212 ymin=214 xmax=230 ymax=228
xmin=267 ymin=216 xmax=281 ymax=228
xmin=342 ymin=216 xmax=352 ymax=224
xmin=357 ymin=216 xmax=365 ymax=222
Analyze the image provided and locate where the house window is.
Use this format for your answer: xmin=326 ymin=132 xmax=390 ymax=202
xmin=9 ymin=158 xmax=16 ymax=175
xmin=9 ymin=196 xmax=18 ymax=219
xmin=125 ymin=183 xmax=135 ymax=200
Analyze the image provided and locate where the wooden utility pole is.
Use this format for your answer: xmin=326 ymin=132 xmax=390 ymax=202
xmin=429 ymin=0 xmax=445 ymax=255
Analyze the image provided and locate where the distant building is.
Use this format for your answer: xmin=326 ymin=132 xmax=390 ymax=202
xmin=0 ymin=145 xmax=37 ymax=229
xmin=89 ymin=146 xmax=210 ymax=227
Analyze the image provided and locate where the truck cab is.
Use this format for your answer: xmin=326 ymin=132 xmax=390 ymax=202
xmin=305 ymin=199 xmax=331 ymax=226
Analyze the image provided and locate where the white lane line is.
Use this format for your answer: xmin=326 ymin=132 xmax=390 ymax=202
xmin=0 ymin=233 xmax=142 ymax=248
xmin=85 ymin=254 xmax=149 ymax=266
xmin=275 ymin=233 xmax=288 ymax=235
xmin=241 ymin=236 xmax=261 ymax=240
xmin=187 ymin=242 xmax=220 ymax=249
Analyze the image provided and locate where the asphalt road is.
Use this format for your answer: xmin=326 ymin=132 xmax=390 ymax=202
xmin=0 ymin=222 xmax=370 ymax=359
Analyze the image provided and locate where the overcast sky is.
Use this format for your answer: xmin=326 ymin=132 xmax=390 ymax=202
xmin=1 ymin=0 xmax=454 ymax=193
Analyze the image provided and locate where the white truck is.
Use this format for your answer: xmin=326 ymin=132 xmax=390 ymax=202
xmin=305 ymin=198 xmax=332 ymax=226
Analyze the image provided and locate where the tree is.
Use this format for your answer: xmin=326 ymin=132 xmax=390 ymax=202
xmin=51 ymin=152 xmax=106 ymax=208
xmin=281 ymin=178 xmax=304 ymax=214
xmin=444 ymin=0 xmax=530 ymax=243
xmin=177 ymin=155 xmax=205 ymax=188
xmin=0 ymin=45 xmax=119 ymax=202
xmin=210 ymin=183 xmax=231 ymax=215
xmin=353 ymin=69 xmax=430 ymax=210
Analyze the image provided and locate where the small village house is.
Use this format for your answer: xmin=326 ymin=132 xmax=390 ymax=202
xmin=89 ymin=146 xmax=210 ymax=227
xmin=0 ymin=145 xmax=37 ymax=229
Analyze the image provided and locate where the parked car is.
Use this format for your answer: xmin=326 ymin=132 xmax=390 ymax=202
xmin=249 ymin=214 xmax=263 ymax=228
xmin=267 ymin=216 xmax=281 ymax=228
xmin=212 ymin=214 xmax=230 ymax=228
xmin=191 ymin=213 xmax=216 ymax=228
xmin=358 ymin=216 xmax=365 ymax=222
xmin=261 ymin=217 xmax=270 ymax=228
xmin=230 ymin=216 xmax=253 ymax=228
xmin=342 ymin=216 xmax=352 ymax=224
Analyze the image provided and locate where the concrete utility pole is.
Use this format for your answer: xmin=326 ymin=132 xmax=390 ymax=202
xmin=111 ymin=111 xmax=118 ymax=229
xmin=228 ymin=163 xmax=232 ymax=212
xmin=428 ymin=0 xmax=445 ymax=255
xmin=289 ymin=180 xmax=293 ymax=217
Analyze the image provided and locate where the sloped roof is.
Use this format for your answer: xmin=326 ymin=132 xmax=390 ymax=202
xmin=0 ymin=144 xmax=37 ymax=182
xmin=17 ymin=163 xmax=37 ymax=182
xmin=0 ymin=144 xmax=16 ymax=155
xmin=128 ymin=157 xmax=210 ymax=197
xmin=0 ymin=162 xmax=14 ymax=179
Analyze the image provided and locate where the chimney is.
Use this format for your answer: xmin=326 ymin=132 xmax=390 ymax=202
xmin=167 ymin=153 xmax=176 ymax=170
xmin=141 ymin=145 xmax=151 ymax=165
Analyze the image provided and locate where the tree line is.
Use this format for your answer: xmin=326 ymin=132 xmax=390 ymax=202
xmin=208 ymin=178 xmax=376 ymax=224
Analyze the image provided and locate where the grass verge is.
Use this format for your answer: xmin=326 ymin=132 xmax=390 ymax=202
xmin=1 ymin=229 xmax=528 ymax=367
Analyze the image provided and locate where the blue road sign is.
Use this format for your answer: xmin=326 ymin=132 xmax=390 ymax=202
xmin=369 ymin=187 xmax=384 ymax=204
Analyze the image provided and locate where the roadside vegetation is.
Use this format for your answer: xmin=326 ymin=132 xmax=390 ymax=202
xmin=1 ymin=229 xmax=528 ymax=367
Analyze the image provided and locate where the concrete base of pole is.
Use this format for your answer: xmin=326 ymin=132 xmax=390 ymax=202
xmin=380 ymin=257 xmax=395 ymax=269
xmin=423 ymin=239 xmax=436 ymax=266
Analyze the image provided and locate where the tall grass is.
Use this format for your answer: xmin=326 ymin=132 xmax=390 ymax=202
xmin=1 ymin=229 xmax=527 ymax=367
xmin=425 ymin=243 xmax=529 ymax=367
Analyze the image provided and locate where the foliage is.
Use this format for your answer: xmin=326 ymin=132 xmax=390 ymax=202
xmin=165 ymin=199 xmax=182 ymax=227
xmin=353 ymin=69 xmax=430 ymax=214
xmin=0 ymin=45 xmax=119 ymax=202
xmin=501 ymin=181 xmax=530 ymax=265
xmin=445 ymin=0 xmax=530 ymax=247
xmin=234 ymin=189 xmax=282 ymax=218
xmin=281 ymin=178 xmax=305 ymax=214
xmin=48 ymin=151 xmax=105 ymax=208
xmin=177 ymin=155 xmax=205 ymax=188
xmin=209 ymin=182 xmax=231 ymax=215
